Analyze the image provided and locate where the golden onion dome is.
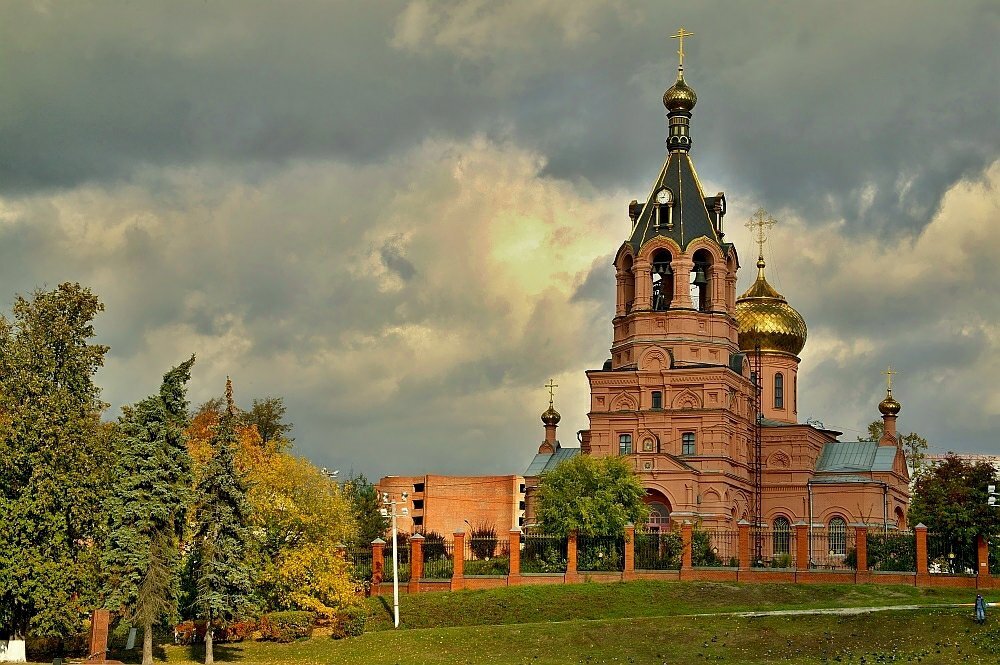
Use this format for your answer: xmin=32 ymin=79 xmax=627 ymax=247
xmin=541 ymin=405 xmax=561 ymax=426
xmin=878 ymin=390 xmax=901 ymax=416
xmin=663 ymin=73 xmax=697 ymax=112
xmin=735 ymin=257 xmax=808 ymax=356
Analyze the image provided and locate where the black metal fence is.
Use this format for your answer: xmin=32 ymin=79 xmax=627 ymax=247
xmin=751 ymin=529 xmax=797 ymax=568
xmin=927 ymin=532 xmax=977 ymax=575
xmin=464 ymin=537 xmax=511 ymax=576
xmin=346 ymin=546 xmax=373 ymax=582
xmin=634 ymin=530 xmax=682 ymax=570
xmin=806 ymin=528 xmax=855 ymax=570
xmin=695 ymin=530 xmax=739 ymax=567
xmin=521 ymin=532 xmax=568 ymax=573
xmin=383 ymin=540 xmax=411 ymax=582
xmin=867 ymin=531 xmax=916 ymax=572
xmin=422 ymin=538 xmax=454 ymax=579
xmin=578 ymin=535 xmax=625 ymax=572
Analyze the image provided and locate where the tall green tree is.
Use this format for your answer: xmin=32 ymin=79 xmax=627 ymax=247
xmin=860 ymin=420 xmax=929 ymax=472
xmin=343 ymin=474 xmax=389 ymax=548
xmin=0 ymin=283 xmax=112 ymax=642
xmin=536 ymin=455 xmax=649 ymax=536
xmin=104 ymin=357 xmax=196 ymax=665
xmin=192 ymin=379 xmax=253 ymax=665
xmin=242 ymin=396 xmax=293 ymax=448
xmin=909 ymin=454 xmax=1000 ymax=544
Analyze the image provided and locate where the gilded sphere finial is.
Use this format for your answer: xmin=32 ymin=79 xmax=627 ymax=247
xmin=735 ymin=262 xmax=807 ymax=356
xmin=879 ymin=390 xmax=901 ymax=416
xmin=541 ymin=405 xmax=561 ymax=426
xmin=663 ymin=74 xmax=697 ymax=113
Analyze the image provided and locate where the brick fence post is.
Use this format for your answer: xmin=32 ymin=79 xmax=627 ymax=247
xmin=371 ymin=538 xmax=385 ymax=596
xmin=977 ymin=534 xmax=990 ymax=581
xmin=737 ymin=520 xmax=751 ymax=572
xmin=335 ymin=542 xmax=347 ymax=560
xmin=508 ymin=528 xmax=521 ymax=585
xmin=409 ymin=534 xmax=424 ymax=594
xmin=452 ymin=532 xmax=465 ymax=591
xmin=566 ymin=530 xmax=579 ymax=582
xmin=915 ymin=523 xmax=929 ymax=586
xmin=855 ymin=526 xmax=868 ymax=583
xmin=681 ymin=521 xmax=693 ymax=578
xmin=795 ymin=522 xmax=809 ymax=573
xmin=624 ymin=523 xmax=635 ymax=581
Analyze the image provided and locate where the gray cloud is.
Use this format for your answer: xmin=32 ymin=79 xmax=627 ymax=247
xmin=0 ymin=1 xmax=997 ymax=478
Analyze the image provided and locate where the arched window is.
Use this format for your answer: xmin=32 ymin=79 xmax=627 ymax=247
xmin=773 ymin=517 xmax=791 ymax=555
xmin=650 ymin=249 xmax=673 ymax=311
xmin=774 ymin=373 xmax=784 ymax=409
xmin=646 ymin=501 xmax=671 ymax=532
xmin=681 ymin=432 xmax=696 ymax=455
xmin=618 ymin=434 xmax=633 ymax=455
xmin=792 ymin=374 xmax=797 ymax=412
xmin=829 ymin=517 xmax=847 ymax=556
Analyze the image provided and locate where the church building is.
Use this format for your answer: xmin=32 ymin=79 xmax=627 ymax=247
xmin=524 ymin=36 xmax=910 ymax=539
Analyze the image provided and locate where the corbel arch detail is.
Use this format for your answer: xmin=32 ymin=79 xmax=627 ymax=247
xmin=610 ymin=391 xmax=638 ymax=412
xmin=672 ymin=388 xmax=702 ymax=410
xmin=639 ymin=346 xmax=672 ymax=372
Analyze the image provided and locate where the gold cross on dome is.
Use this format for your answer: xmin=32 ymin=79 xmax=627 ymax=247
xmin=884 ymin=365 xmax=897 ymax=391
xmin=671 ymin=27 xmax=695 ymax=69
xmin=544 ymin=379 xmax=559 ymax=405
xmin=746 ymin=208 xmax=776 ymax=260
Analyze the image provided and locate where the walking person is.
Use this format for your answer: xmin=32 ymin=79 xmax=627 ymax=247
xmin=975 ymin=594 xmax=987 ymax=625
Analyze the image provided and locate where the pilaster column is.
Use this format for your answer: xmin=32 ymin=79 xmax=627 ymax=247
xmin=633 ymin=260 xmax=652 ymax=311
xmin=709 ymin=264 xmax=727 ymax=312
xmin=616 ymin=272 xmax=627 ymax=316
xmin=672 ymin=256 xmax=694 ymax=308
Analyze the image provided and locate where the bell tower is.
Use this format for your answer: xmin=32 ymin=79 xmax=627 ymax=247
xmin=584 ymin=30 xmax=756 ymax=528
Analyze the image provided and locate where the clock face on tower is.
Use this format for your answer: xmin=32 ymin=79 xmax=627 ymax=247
xmin=656 ymin=188 xmax=672 ymax=205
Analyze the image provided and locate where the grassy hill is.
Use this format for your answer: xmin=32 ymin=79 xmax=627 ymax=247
xmin=74 ymin=581 xmax=1000 ymax=664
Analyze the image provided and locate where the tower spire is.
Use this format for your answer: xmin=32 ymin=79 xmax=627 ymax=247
xmin=663 ymin=27 xmax=697 ymax=152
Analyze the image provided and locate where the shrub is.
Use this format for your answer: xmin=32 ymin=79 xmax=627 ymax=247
xmin=691 ymin=530 xmax=721 ymax=567
xmin=771 ymin=553 xmax=793 ymax=569
xmin=329 ymin=606 xmax=366 ymax=639
xmin=220 ymin=619 xmax=258 ymax=643
xmin=422 ymin=531 xmax=447 ymax=559
xmin=469 ymin=522 xmax=498 ymax=559
xmin=465 ymin=556 xmax=510 ymax=575
xmin=258 ymin=611 xmax=317 ymax=642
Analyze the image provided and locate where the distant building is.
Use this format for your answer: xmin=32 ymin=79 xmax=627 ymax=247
xmin=377 ymin=474 xmax=524 ymax=537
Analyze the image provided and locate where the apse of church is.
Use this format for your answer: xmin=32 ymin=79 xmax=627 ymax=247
xmin=526 ymin=29 xmax=910 ymax=534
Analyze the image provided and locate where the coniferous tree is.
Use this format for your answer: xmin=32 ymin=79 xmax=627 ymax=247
xmin=192 ymin=378 xmax=253 ymax=665
xmin=0 ymin=284 xmax=112 ymax=644
xmin=104 ymin=357 xmax=196 ymax=665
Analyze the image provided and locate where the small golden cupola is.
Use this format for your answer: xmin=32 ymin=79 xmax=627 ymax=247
xmin=735 ymin=255 xmax=808 ymax=356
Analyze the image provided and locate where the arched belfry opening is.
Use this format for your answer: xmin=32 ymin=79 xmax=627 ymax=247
xmin=650 ymin=249 xmax=673 ymax=311
xmin=691 ymin=248 xmax=713 ymax=312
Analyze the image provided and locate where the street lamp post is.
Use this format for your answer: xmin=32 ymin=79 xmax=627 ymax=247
xmin=381 ymin=491 xmax=409 ymax=628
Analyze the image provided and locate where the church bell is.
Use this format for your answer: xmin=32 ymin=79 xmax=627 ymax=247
xmin=693 ymin=266 xmax=707 ymax=286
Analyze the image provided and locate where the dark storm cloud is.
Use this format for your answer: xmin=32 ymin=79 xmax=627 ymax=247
xmin=1 ymin=1 xmax=997 ymax=478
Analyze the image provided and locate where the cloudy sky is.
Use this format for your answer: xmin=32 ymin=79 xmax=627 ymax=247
xmin=2 ymin=1 xmax=998 ymax=479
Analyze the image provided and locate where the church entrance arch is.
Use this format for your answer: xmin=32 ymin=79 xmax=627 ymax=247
xmin=643 ymin=489 xmax=672 ymax=532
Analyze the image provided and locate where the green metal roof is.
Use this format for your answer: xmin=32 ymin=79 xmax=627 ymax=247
xmin=815 ymin=440 xmax=896 ymax=473
xmin=524 ymin=446 xmax=580 ymax=477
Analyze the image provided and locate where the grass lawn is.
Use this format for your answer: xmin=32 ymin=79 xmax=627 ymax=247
xmin=36 ymin=581 xmax=999 ymax=664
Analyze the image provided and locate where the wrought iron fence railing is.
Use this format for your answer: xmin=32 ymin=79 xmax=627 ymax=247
xmin=634 ymin=530 xmax=682 ymax=570
xmin=464 ymin=537 xmax=511 ymax=575
xmin=383 ymin=538 xmax=411 ymax=582
xmin=422 ymin=538 xmax=454 ymax=579
xmin=806 ymin=528 xmax=855 ymax=570
xmin=751 ymin=529 xmax=797 ymax=568
xmin=346 ymin=546 xmax=373 ymax=582
xmin=867 ymin=531 xmax=915 ymax=572
xmin=927 ymin=532 xmax=977 ymax=575
xmin=695 ymin=530 xmax=739 ymax=567
xmin=577 ymin=535 xmax=625 ymax=572
xmin=520 ymin=532 xmax=568 ymax=573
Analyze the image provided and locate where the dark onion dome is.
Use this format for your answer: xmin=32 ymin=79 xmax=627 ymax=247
xmin=735 ymin=257 xmax=807 ymax=356
xmin=879 ymin=390 xmax=901 ymax=416
xmin=541 ymin=405 xmax=561 ymax=426
xmin=663 ymin=73 xmax=697 ymax=112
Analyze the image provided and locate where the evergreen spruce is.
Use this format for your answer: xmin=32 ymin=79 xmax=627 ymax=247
xmin=193 ymin=378 xmax=253 ymax=665
xmin=104 ymin=357 xmax=196 ymax=665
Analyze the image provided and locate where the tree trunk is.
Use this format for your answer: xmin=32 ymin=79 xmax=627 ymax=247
xmin=204 ymin=624 xmax=213 ymax=665
xmin=142 ymin=622 xmax=153 ymax=665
